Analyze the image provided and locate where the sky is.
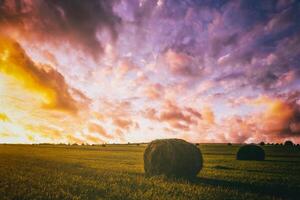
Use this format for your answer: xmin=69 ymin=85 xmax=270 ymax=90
xmin=0 ymin=0 xmax=300 ymax=144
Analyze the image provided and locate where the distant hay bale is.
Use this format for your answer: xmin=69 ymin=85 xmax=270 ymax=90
xmin=236 ymin=144 xmax=265 ymax=161
xmin=144 ymin=139 xmax=203 ymax=179
xmin=102 ymin=144 xmax=106 ymax=147
xmin=227 ymin=143 xmax=232 ymax=146
xmin=284 ymin=140 xmax=294 ymax=146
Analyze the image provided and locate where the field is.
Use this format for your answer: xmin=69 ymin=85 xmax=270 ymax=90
xmin=0 ymin=144 xmax=300 ymax=200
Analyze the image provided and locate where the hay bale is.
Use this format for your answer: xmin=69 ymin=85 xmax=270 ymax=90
xmin=284 ymin=140 xmax=294 ymax=146
xmin=144 ymin=139 xmax=203 ymax=179
xmin=236 ymin=144 xmax=265 ymax=161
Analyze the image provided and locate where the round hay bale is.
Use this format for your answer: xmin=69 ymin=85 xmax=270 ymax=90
xmin=284 ymin=140 xmax=294 ymax=146
xmin=144 ymin=139 xmax=203 ymax=179
xmin=236 ymin=144 xmax=265 ymax=161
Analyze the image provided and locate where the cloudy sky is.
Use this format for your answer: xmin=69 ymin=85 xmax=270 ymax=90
xmin=0 ymin=0 xmax=300 ymax=144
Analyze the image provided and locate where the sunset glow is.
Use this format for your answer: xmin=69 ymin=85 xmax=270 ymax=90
xmin=0 ymin=0 xmax=300 ymax=144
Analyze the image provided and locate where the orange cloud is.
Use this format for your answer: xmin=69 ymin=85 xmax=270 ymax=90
xmin=202 ymin=106 xmax=215 ymax=124
xmin=252 ymin=96 xmax=293 ymax=134
xmin=218 ymin=96 xmax=300 ymax=143
xmin=144 ymin=83 xmax=164 ymax=100
xmin=0 ymin=35 xmax=78 ymax=112
xmin=160 ymin=110 xmax=193 ymax=124
xmin=185 ymin=107 xmax=202 ymax=119
xmin=25 ymin=125 xmax=63 ymax=141
xmin=143 ymin=101 xmax=203 ymax=132
xmin=85 ymin=135 xmax=104 ymax=144
xmin=88 ymin=123 xmax=113 ymax=139
xmin=113 ymin=118 xmax=135 ymax=130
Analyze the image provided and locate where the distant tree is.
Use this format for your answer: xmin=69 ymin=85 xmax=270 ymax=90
xmin=102 ymin=144 xmax=106 ymax=147
xmin=195 ymin=143 xmax=200 ymax=146
xmin=39 ymin=143 xmax=51 ymax=145
xmin=284 ymin=140 xmax=294 ymax=146
xmin=227 ymin=143 xmax=232 ymax=146
xmin=259 ymin=141 xmax=265 ymax=146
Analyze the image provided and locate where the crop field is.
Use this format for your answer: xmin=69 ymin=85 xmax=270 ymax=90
xmin=0 ymin=144 xmax=300 ymax=200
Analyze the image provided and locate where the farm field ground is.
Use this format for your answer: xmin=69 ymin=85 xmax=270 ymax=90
xmin=0 ymin=144 xmax=300 ymax=200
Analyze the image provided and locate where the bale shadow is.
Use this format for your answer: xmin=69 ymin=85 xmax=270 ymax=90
xmin=213 ymin=165 xmax=235 ymax=170
xmin=191 ymin=177 xmax=300 ymax=199
xmin=212 ymin=165 xmax=289 ymax=175
xmin=265 ymin=159 xmax=300 ymax=164
xmin=135 ymin=172 xmax=300 ymax=199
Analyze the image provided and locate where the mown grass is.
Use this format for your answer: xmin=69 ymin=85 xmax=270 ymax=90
xmin=0 ymin=144 xmax=300 ymax=200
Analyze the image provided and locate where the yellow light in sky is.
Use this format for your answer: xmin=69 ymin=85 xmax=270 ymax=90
xmin=0 ymin=35 xmax=57 ymax=107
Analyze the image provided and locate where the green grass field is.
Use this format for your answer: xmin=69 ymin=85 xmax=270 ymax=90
xmin=0 ymin=144 xmax=300 ymax=200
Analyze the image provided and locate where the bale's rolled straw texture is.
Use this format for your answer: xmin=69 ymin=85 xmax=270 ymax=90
xmin=144 ymin=139 xmax=203 ymax=178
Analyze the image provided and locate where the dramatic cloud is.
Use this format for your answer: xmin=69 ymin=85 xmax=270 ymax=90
xmin=1 ymin=0 xmax=300 ymax=144
xmin=0 ymin=0 xmax=121 ymax=58
xmin=0 ymin=34 xmax=79 ymax=112
xmin=143 ymin=101 xmax=203 ymax=132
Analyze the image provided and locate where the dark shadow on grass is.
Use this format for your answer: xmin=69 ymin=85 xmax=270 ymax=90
xmin=190 ymin=177 xmax=300 ymax=199
xmin=212 ymin=165 xmax=299 ymax=176
xmin=133 ymin=172 xmax=300 ymax=199
xmin=204 ymin=153 xmax=236 ymax=156
xmin=213 ymin=165 xmax=235 ymax=170
xmin=265 ymin=159 xmax=300 ymax=164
